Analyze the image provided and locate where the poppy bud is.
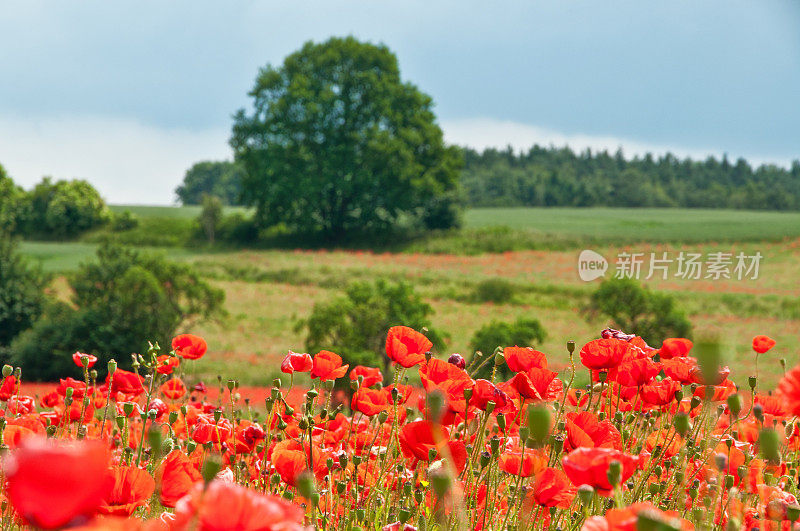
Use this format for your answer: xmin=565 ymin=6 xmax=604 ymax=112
xmin=485 ymin=400 xmax=496 ymax=414
xmin=425 ymin=350 xmax=433 ymax=363
xmin=429 ymin=468 xmax=450 ymax=498
xmin=526 ymin=405 xmax=550 ymax=448
xmin=490 ymin=436 xmax=499 ymax=455
xmin=282 ymin=491 xmax=293 ymax=501
xmin=107 ymin=360 xmax=117 ymax=375
xmin=121 ymin=402 xmax=134 ymax=416
xmin=606 ymin=460 xmax=622 ymax=487
xmin=788 ymin=504 xmax=800 ymax=522
xmin=759 ymin=428 xmax=781 ymax=463
xmin=550 ymin=435 xmax=564 ymax=455
xmin=426 ymin=389 xmax=446 ymax=422
xmin=480 ymin=451 xmax=491 ymax=469
xmin=653 ymin=465 xmax=663 ymax=477
xmin=463 ymin=387 xmax=473 ymax=402
xmin=296 ymin=471 xmax=316 ymax=499
xmin=278 ymin=419 xmax=288 ymax=430
xmin=598 ymin=371 xmax=607 ymax=383
xmin=518 ymin=426 xmax=529 ymax=441
xmin=1 ymin=365 xmax=12 ymax=378
xmin=727 ymin=394 xmax=742 ymax=417
xmin=754 ymin=404 xmax=764 ymax=422
xmin=350 ymin=379 xmax=359 ymax=391
xmin=201 ymin=456 xmax=221 ymax=485
xmin=187 ymin=439 xmax=197 ymax=454
xmin=714 ymin=453 xmax=728 ymax=472
xmin=298 ymin=418 xmax=308 ymax=430
xmin=577 ymin=484 xmax=594 ymax=506
xmin=647 ymin=483 xmax=660 ymax=496
xmin=690 ymin=396 xmax=702 ymax=410
xmin=336 ymin=480 xmax=346 ymax=494
xmin=391 ymin=387 xmax=401 ymax=403
xmin=675 ymin=471 xmax=685 ymax=484
xmin=749 ymin=376 xmax=757 ymax=390
xmin=786 ymin=422 xmax=795 ymax=438
xmin=273 ymin=378 xmax=281 ymax=389
xmin=378 ymin=410 xmax=389 ymax=424
xmin=285 ymin=405 xmax=294 ymax=416
xmin=496 ymin=413 xmax=506 ymax=431
xmin=494 ymin=353 xmax=505 ymax=367
xmin=674 ymin=389 xmax=683 ymax=402
xmin=448 ymin=353 xmax=466 ymax=370
xmin=213 ymin=409 xmax=222 ymax=423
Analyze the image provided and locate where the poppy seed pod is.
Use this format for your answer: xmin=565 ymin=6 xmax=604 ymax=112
xmin=566 ymin=340 xmax=575 ymax=354
xmin=1 ymin=365 xmax=12 ymax=378
xmin=577 ymin=484 xmax=594 ymax=506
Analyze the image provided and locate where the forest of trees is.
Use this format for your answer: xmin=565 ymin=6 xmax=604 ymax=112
xmin=461 ymin=146 xmax=800 ymax=210
xmin=178 ymin=145 xmax=800 ymax=212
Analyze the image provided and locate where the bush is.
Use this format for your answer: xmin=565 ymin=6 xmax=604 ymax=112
xmin=469 ymin=318 xmax=547 ymax=378
xmin=584 ymin=277 xmax=692 ymax=345
xmin=0 ymin=166 xmax=28 ymax=233
xmin=10 ymin=243 xmax=225 ymax=380
xmin=198 ymin=194 xmax=223 ymax=244
xmin=110 ymin=210 xmax=140 ymax=232
xmin=0 ymin=236 xmax=49 ymax=349
xmin=216 ymin=213 xmax=259 ymax=245
xmin=21 ymin=178 xmax=110 ymax=240
xmin=296 ymin=279 xmax=445 ymax=374
xmin=472 ymin=278 xmax=515 ymax=304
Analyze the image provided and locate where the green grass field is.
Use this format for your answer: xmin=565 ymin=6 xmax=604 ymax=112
xmin=17 ymin=206 xmax=800 ymax=388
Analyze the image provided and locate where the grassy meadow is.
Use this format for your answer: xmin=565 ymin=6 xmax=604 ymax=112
xmin=19 ymin=206 xmax=800 ymax=388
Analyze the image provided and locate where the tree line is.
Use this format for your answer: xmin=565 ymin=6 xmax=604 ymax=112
xmin=460 ymin=145 xmax=800 ymax=210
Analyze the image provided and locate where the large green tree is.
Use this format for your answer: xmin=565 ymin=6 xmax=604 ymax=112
xmin=231 ymin=36 xmax=463 ymax=240
xmin=175 ymin=160 xmax=245 ymax=205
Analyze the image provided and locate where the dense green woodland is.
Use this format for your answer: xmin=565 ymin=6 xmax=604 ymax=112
xmin=461 ymin=146 xmax=800 ymax=210
xmin=177 ymin=146 xmax=800 ymax=211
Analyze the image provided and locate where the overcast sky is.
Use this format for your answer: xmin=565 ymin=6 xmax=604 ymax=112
xmin=1 ymin=1 xmax=799 ymax=204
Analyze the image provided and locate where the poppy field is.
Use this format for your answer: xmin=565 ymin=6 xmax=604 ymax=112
xmin=0 ymin=325 xmax=798 ymax=530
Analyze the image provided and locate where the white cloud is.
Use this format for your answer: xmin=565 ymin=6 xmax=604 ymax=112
xmin=441 ymin=117 xmax=792 ymax=168
xmin=0 ymin=116 xmax=231 ymax=205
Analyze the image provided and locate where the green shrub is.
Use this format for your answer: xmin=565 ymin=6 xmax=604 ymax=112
xmin=296 ymin=279 xmax=445 ymax=374
xmin=0 ymin=236 xmax=50 ymax=349
xmin=21 ymin=178 xmax=110 ymax=240
xmin=472 ymin=278 xmax=515 ymax=304
xmin=584 ymin=277 xmax=692 ymax=345
xmin=469 ymin=318 xmax=547 ymax=378
xmin=10 ymin=243 xmax=225 ymax=380
xmin=110 ymin=210 xmax=140 ymax=232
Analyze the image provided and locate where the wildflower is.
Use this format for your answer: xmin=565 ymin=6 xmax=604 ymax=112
xmin=399 ymin=420 xmax=467 ymax=472
xmin=280 ymin=351 xmax=313 ymax=374
xmin=352 ymin=387 xmax=390 ymax=416
xmin=155 ymin=450 xmax=202 ymax=508
xmin=561 ymin=447 xmax=638 ymax=493
xmin=503 ymin=346 xmax=548 ymax=373
xmin=777 ymin=364 xmax=800 ymax=416
xmin=156 ymin=354 xmax=180 ymax=375
xmin=108 ymin=370 xmax=145 ymax=397
xmin=169 ymin=480 xmax=305 ymax=531
xmin=72 ymin=352 xmax=98 ymax=368
xmin=579 ymin=338 xmax=631 ymax=371
xmin=172 ymin=334 xmax=208 ymax=360
xmin=529 ymin=467 xmax=575 ymax=507
xmin=386 ymin=326 xmax=432 ymax=368
xmin=498 ymin=439 xmax=546 ymax=477
xmin=4 ymin=438 xmax=112 ymax=529
xmin=0 ymin=375 xmax=16 ymax=400
xmin=310 ymin=350 xmax=349 ymax=381
xmin=659 ymin=338 xmax=693 ymax=359
xmin=563 ymin=411 xmax=622 ymax=452
xmin=350 ymin=365 xmax=383 ymax=387
xmin=160 ymin=377 xmax=187 ymax=400
xmin=99 ymin=466 xmax=155 ymax=516
xmin=752 ymin=335 xmax=776 ymax=354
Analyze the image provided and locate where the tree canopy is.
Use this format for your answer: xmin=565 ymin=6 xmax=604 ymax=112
xmin=461 ymin=145 xmax=800 ymax=210
xmin=175 ymin=160 xmax=245 ymax=205
xmin=231 ymin=36 xmax=463 ymax=240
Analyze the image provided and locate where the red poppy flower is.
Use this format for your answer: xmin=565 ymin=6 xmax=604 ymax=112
xmin=160 ymin=377 xmax=187 ymax=400
xmin=169 ymin=480 xmax=305 ymax=531
xmin=419 ymin=358 xmax=475 ymax=415
xmin=503 ymin=346 xmax=548 ymax=373
xmin=2 ymin=424 xmax=37 ymax=449
xmin=6 ymin=395 xmax=36 ymax=415
xmin=615 ymin=357 xmax=659 ymax=387
xmin=752 ymin=335 xmax=776 ymax=354
xmin=0 ymin=375 xmax=16 ymax=400
xmin=529 ymin=467 xmax=575 ymax=507
xmin=155 ymin=450 xmax=202 ymax=508
xmin=564 ymin=411 xmax=623 ymax=452
xmin=280 ymin=351 xmax=313 ymax=374
xmin=498 ymin=439 xmax=546 ymax=477
xmin=270 ymin=439 xmax=309 ymax=486
xmin=108 ymin=370 xmax=145 ymax=397
xmin=386 ymin=326 xmax=432 ymax=368
xmin=399 ymin=420 xmax=467 ymax=472
xmin=640 ymin=378 xmax=681 ymax=407
xmin=40 ymin=390 xmax=61 ymax=408
xmin=561 ymin=447 xmax=638 ymax=493
xmin=310 ymin=350 xmax=349 ymax=381
xmin=352 ymin=387 xmax=390 ymax=417
xmin=57 ymin=377 xmax=93 ymax=398
xmin=579 ymin=339 xmax=631 ymax=371
xmin=98 ymin=466 xmax=155 ymax=516
xmin=659 ymin=338 xmax=693 ymax=359
xmin=3 ymin=438 xmax=113 ymax=529
xmin=469 ymin=379 xmax=512 ymax=413
xmin=693 ymin=378 xmax=737 ymax=402
xmin=72 ymin=351 xmax=98 ymax=368
xmin=172 ymin=334 xmax=208 ymax=360
xmin=191 ymin=414 xmax=233 ymax=444
xmin=660 ymin=357 xmax=696 ymax=385
xmin=350 ymin=365 xmax=383 ymax=387
xmin=156 ymin=354 xmax=180 ymax=375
